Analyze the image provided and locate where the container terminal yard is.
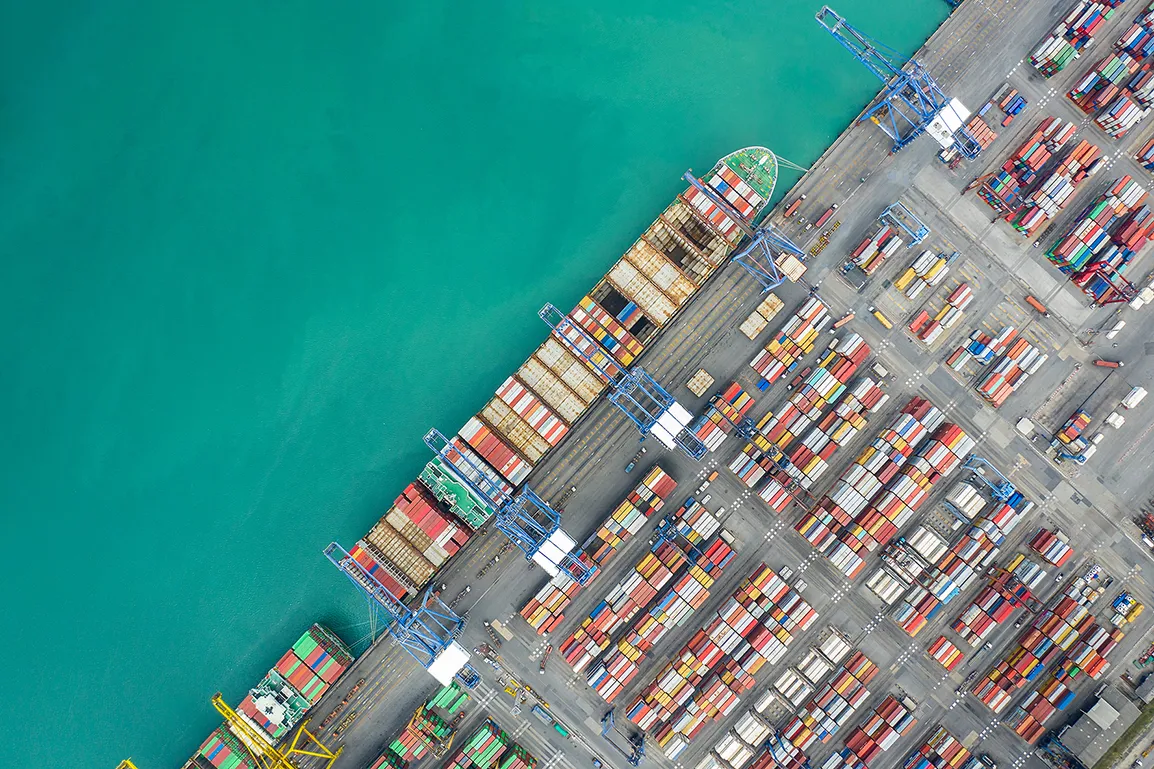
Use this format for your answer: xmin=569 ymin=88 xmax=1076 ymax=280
xmin=144 ymin=2 xmax=1154 ymax=769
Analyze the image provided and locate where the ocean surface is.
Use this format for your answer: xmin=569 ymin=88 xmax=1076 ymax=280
xmin=0 ymin=2 xmax=948 ymax=766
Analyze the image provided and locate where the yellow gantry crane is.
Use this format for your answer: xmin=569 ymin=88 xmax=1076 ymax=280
xmin=117 ymin=762 xmax=140 ymax=769
xmin=212 ymin=693 xmax=342 ymax=769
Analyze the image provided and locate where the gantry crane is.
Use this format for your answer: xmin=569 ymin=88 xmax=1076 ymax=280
xmin=600 ymin=709 xmax=646 ymax=767
xmin=816 ymin=7 xmax=982 ymax=159
xmin=116 ymin=762 xmax=140 ymax=769
xmin=324 ymin=542 xmax=475 ymax=683
xmin=962 ymin=454 xmax=1017 ymax=502
xmin=424 ymin=428 xmax=594 ymax=584
xmin=986 ymin=566 xmax=1043 ymax=613
xmin=681 ymin=171 xmax=806 ymax=293
xmin=211 ymin=693 xmax=340 ymax=769
xmin=540 ymin=303 xmax=707 ymax=460
xmin=880 ymin=202 xmax=930 ymax=246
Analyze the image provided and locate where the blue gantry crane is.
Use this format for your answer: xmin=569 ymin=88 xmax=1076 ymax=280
xmin=682 ymin=171 xmax=806 ymax=292
xmin=600 ymin=709 xmax=646 ymax=767
xmin=962 ymin=453 xmax=1017 ymax=502
xmin=539 ymin=303 xmax=707 ymax=460
xmin=324 ymin=542 xmax=477 ymax=684
xmin=880 ymin=202 xmax=930 ymax=246
xmin=424 ymin=428 xmax=595 ymax=585
xmin=816 ymin=6 xmax=983 ymax=159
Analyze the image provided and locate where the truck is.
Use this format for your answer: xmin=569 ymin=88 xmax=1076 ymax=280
xmin=1024 ymin=295 xmax=1049 ymax=316
xmin=783 ymin=194 xmax=806 ymax=218
xmin=1123 ymin=387 xmax=1148 ymax=409
xmin=868 ymin=307 xmax=893 ymax=329
xmin=1094 ymin=359 xmax=1124 ymax=368
xmin=813 ymin=204 xmax=839 ymax=229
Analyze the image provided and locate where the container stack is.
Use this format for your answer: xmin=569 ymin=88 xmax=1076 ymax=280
xmin=514 ymin=334 xmax=606 ymax=430
xmin=950 ymin=575 xmax=1032 ymax=646
xmin=1009 ymin=140 xmax=1103 ymax=237
xmin=520 ymin=467 xmax=676 ymax=633
xmin=1136 ymin=137 xmax=1154 ymax=170
xmin=1096 ymin=93 xmax=1146 ymax=137
xmin=386 ymin=683 xmax=470 ymax=764
xmin=1030 ymin=528 xmax=1074 ymax=566
xmin=1117 ymin=3 xmax=1154 ymax=58
xmin=779 ymin=652 xmax=879 ymax=751
xmin=1008 ymin=676 xmax=1077 ymax=743
xmin=588 ymin=539 xmax=735 ymax=703
xmin=693 ymin=382 xmax=756 ymax=452
xmin=1058 ymin=622 xmax=1124 ymax=679
xmin=197 ymin=727 xmax=255 ymax=769
xmin=946 ymin=325 xmax=1018 ymax=372
xmin=944 ymin=482 xmax=988 ymax=521
xmin=728 ymin=441 xmax=798 ymax=515
xmin=358 ymin=482 xmax=473 ymax=598
xmin=972 ymin=571 xmax=1103 ymax=713
xmin=901 ymin=726 xmax=981 ymax=769
xmin=929 ymin=637 xmax=964 ymax=670
xmin=446 ymin=720 xmax=537 ymax=769
xmin=817 ymin=416 xmax=974 ymax=580
xmin=741 ymin=293 xmax=787 ymax=340
xmin=909 ymin=283 xmax=974 ymax=346
xmin=696 ymin=711 xmax=775 ymax=768
xmin=975 ymin=336 xmax=1049 ymax=408
xmin=753 ymin=335 xmax=871 ymax=450
xmin=821 ymin=695 xmax=918 ymax=769
xmin=892 ymin=487 xmax=1035 ymax=638
xmin=893 ymin=251 xmax=953 ymax=301
xmin=626 ymin=565 xmax=817 ymax=738
xmin=561 ymin=498 xmax=722 ymax=672
xmin=850 ymin=226 xmax=904 ymax=276
xmin=1066 ymin=52 xmax=1143 ymax=113
xmin=749 ymin=297 xmax=831 ymax=389
xmin=794 ymin=397 xmax=945 ymax=573
xmin=747 ymin=732 xmax=812 ymax=769
xmin=783 ymin=377 xmax=888 ymax=492
xmin=1030 ymin=1 xmax=1119 ymax=77
xmin=570 ymin=295 xmax=646 ymax=366
xmin=867 ymin=526 xmax=949 ymax=605
xmin=976 ymin=118 xmax=1077 ymax=215
xmin=1045 ymin=176 xmax=1151 ymax=295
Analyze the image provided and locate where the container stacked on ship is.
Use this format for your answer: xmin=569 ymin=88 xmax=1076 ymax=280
xmin=183 ymin=625 xmax=353 ymax=769
xmin=520 ymin=467 xmax=677 ymax=633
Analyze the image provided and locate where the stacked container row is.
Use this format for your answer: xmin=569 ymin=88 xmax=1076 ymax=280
xmin=909 ymin=283 xmax=973 ymax=347
xmin=894 ymin=250 xmax=952 ymax=301
xmin=1030 ymin=528 xmax=1074 ymax=566
xmin=782 ymin=377 xmax=888 ymax=492
xmin=780 ymin=652 xmax=879 ymax=751
xmin=850 ymin=226 xmax=904 ymax=276
xmin=975 ymin=118 xmax=1077 ymax=215
xmin=446 ymin=719 xmax=537 ymax=769
xmin=795 ymin=397 xmax=944 ymax=560
xmin=626 ymin=565 xmax=817 ymax=739
xmin=589 ymin=539 xmax=735 ymax=703
xmin=892 ymin=484 xmax=1035 ymax=638
xmin=867 ymin=526 xmax=949 ymax=605
xmin=821 ymin=695 xmax=918 ymax=769
xmin=741 ymin=293 xmax=787 ymax=340
xmin=1009 ymin=140 xmax=1102 ymax=237
xmin=902 ymin=726 xmax=981 ymax=769
xmin=561 ymin=498 xmax=722 ymax=672
xmin=520 ymin=467 xmax=676 ymax=633
xmin=929 ymin=637 xmax=964 ymax=670
xmin=975 ymin=337 xmax=1049 ymax=408
xmin=946 ymin=325 xmax=1019 ymax=372
xmin=749 ymin=297 xmax=831 ymax=389
xmin=694 ymin=382 xmax=756 ymax=452
xmin=1030 ymin=1 xmax=1121 ymax=77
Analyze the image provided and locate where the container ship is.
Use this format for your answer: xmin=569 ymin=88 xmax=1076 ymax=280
xmin=341 ymin=147 xmax=787 ymax=601
xmin=183 ymin=624 xmax=353 ymax=769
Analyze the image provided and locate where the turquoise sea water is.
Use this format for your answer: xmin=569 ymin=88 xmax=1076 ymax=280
xmin=0 ymin=2 xmax=948 ymax=766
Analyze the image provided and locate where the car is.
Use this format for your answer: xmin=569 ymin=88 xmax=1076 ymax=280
xmin=979 ymin=754 xmax=998 ymax=769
